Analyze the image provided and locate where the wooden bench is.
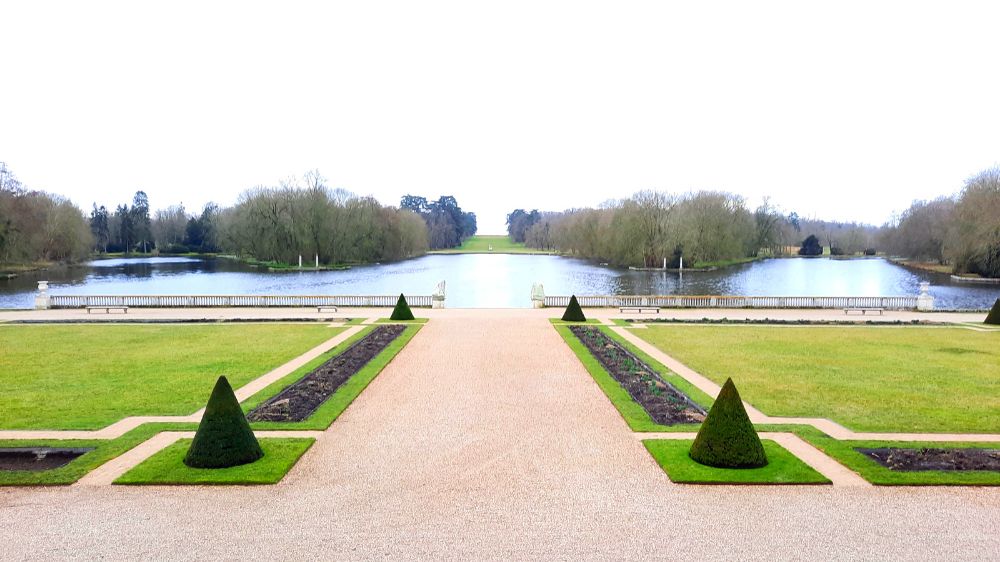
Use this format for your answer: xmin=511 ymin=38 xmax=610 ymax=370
xmin=86 ymin=305 xmax=128 ymax=314
xmin=619 ymin=306 xmax=660 ymax=314
xmin=316 ymin=305 xmax=339 ymax=313
xmin=844 ymin=307 xmax=883 ymax=315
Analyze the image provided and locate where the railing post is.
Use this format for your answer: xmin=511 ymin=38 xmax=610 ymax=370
xmin=917 ymin=282 xmax=934 ymax=311
xmin=433 ymin=280 xmax=446 ymax=309
xmin=34 ymin=281 xmax=50 ymax=309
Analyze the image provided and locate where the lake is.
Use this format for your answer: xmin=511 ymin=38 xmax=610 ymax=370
xmin=1 ymin=255 xmax=998 ymax=310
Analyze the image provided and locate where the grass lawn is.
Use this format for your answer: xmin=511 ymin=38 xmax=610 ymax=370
xmin=0 ymin=423 xmax=197 ymax=486
xmin=555 ymin=325 xmax=714 ymax=432
xmin=115 ymin=438 xmax=314 ymax=485
xmin=429 ymin=235 xmax=556 ymax=254
xmin=0 ymin=324 xmax=343 ymax=430
xmin=632 ymin=325 xmax=1000 ymax=433
xmin=643 ymin=439 xmax=830 ymax=484
xmin=794 ymin=427 xmax=999 ymax=485
xmin=245 ymin=325 xmax=422 ymax=430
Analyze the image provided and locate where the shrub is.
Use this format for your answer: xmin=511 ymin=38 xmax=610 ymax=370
xmin=184 ymin=376 xmax=264 ymax=469
xmin=689 ymin=378 xmax=767 ymax=468
xmin=863 ymin=248 xmax=877 ymax=256
xmin=830 ymin=246 xmax=845 ymax=256
xmin=390 ymin=293 xmax=415 ymax=320
xmin=986 ymin=299 xmax=1000 ymax=325
xmin=798 ymin=234 xmax=823 ymax=256
xmin=562 ymin=295 xmax=586 ymax=322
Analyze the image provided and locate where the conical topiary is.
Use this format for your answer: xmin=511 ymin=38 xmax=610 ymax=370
xmin=689 ymin=378 xmax=767 ymax=468
xmin=562 ymin=295 xmax=586 ymax=322
xmin=986 ymin=298 xmax=1000 ymax=325
xmin=184 ymin=376 xmax=264 ymax=469
xmin=390 ymin=293 xmax=415 ymax=320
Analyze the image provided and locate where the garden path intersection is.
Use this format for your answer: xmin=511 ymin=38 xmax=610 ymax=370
xmin=0 ymin=309 xmax=997 ymax=559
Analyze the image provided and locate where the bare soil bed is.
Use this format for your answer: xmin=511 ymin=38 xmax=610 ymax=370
xmin=858 ymin=447 xmax=1000 ymax=472
xmin=0 ymin=447 xmax=94 ymax=471
xmin=570 ymin=325 xmax=705 ymax=425
xmin=248 ymin=325 xmax=405 ymax=422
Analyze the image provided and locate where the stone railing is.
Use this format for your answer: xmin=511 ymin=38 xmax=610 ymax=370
xmin=45 ymin=294 xmax=434 ymax=309
xmin=542 ymin=295 xmax=920 ymax=310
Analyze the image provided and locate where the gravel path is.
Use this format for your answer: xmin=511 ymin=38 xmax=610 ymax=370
xmin=1 ymin=316 xmax=998 ymax=560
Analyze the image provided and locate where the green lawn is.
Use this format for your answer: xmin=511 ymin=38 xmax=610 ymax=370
xmin=429 ymin=235 xmax=557 ymax=254
xmin=643 ymin=439 xmax=830 ymax=484
xmin=0 ymin=324 xmax=343 ymax=430
xmin=632 ymin=325 xmax=1000 ymax=433
xmin=115 ymin=438 xmax=314 ymax=485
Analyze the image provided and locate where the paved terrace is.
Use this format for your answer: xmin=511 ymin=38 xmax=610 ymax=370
xmin=0 ymin=308 xmax=997 ymax=559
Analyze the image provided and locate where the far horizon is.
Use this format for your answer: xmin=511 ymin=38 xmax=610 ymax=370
xmin=2 ymin=2 xmax=999 ymax=234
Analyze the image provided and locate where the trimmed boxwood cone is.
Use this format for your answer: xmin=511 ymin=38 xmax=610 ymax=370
xmin=562 ymin=295 xmax=586 ymax=322
xmin=390 ymin=293 xmax=415 ymax=320
xmin=986 ymin=299 xmax=1000 ymax=325
xmin=689 ymin=378 xmax=767 ymax=468
xmin=184 ymin=376 xmax=264 ymax=469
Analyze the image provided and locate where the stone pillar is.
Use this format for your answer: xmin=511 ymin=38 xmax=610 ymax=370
xmin=531 ymin=282 xmax=545 ymax=308
xmin=917 ymin=281 xmax=934 ymax=311
xmin=432 ymin=280 xmax=446 ymax=309
xmin=34 ymin=280 xmax=50 ymax=310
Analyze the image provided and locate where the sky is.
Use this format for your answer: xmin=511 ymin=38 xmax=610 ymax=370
xmin=1 ymin=1 xmax=998 ymax=235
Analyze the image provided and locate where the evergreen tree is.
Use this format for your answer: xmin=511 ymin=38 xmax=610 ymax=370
xmin=184 ymin=376 xmax=264 ymax=469
xmin=689 ymin=378 xmax=767 ymax=468
xmin=561 ymin=295 xmax=586 ymax=322
xmin=390 ymin=293 xmax=415 ymax=320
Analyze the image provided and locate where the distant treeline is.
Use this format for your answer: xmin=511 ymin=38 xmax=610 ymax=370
xmin=399 ymin=195 xmax=477 ymax=250
xmin=507 ymin=192 xmax=880 ymax=268
xmin=0 ymin=164 xmax=482 ymax=267
xmin=0 ymin=162 xmax=91 ymax=264
xmin=880 ymin=167 xmax=1000 ymax=278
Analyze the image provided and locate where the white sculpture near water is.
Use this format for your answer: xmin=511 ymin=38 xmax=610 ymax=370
xmin=917 ymin=281 xmax=934 ymax=311
xmin=34 ymin=280 xmax=50 ymax=310
xmin=531 ymin=282 xmax=545 ymax=308
xmin=432 ymin=280 xmax=446 ymax=308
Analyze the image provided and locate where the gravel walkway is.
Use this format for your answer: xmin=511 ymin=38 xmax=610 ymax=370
xmin=1 ymin=315 xmax=998 ymax=559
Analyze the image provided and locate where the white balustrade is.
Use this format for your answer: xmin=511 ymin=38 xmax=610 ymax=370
xmin=48 ymin=294 xmax=433 ymax=308
xmin=543 ymin=295 xmax=919 ymax=310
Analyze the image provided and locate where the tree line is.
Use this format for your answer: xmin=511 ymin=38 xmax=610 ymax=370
xmin=0 ymin=163 xmax=480 ymax=267
xmin=399 ymin=195 xmax=477 ymax=250
xmin=507 ymin=192 xmax=879 ymax=268
xmin=0 ymin=162 xmax=91 ymax=264
xmin=880 ymin=166 xmax=1000 ymax=277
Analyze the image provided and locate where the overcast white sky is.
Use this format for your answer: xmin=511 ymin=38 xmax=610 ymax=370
xmin=1 ymin=1 xmax=998 ymax=234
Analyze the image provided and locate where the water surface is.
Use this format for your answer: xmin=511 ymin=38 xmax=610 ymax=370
xmin=2 ymin=255 xmax=997 ymax=309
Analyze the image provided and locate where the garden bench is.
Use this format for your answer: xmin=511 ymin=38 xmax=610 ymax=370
xmin=316 ymin=305 xmax=339 ymax=313
xmin=86 ymin=305 xmax=128 ymax=314
xmin=843 ymin=307 xmax=883 ymax=315
xmin=619 ymin=306 xmax=660 ymax=314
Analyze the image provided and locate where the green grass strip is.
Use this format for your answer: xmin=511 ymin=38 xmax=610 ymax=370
xmin=554 ymin=325 xmax=711 ymax=432
xmin=643 ymin=439 xmax=830 ymax=484
xmin=245 ymin=325 xmax=421 ymax=430
xmin=548 ymin=318 xmax=604 ymax=326
xmin=0 ymin=422 xmax=198 ymax=486
xmin=374 ymin=317 xmax=430 ymax=324
xmin=115 ymin=438 xmax=314 ymax=485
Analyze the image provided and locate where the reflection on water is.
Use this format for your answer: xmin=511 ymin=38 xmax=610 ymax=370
xmin=2 ymin=255 xmax=998 ymax=309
